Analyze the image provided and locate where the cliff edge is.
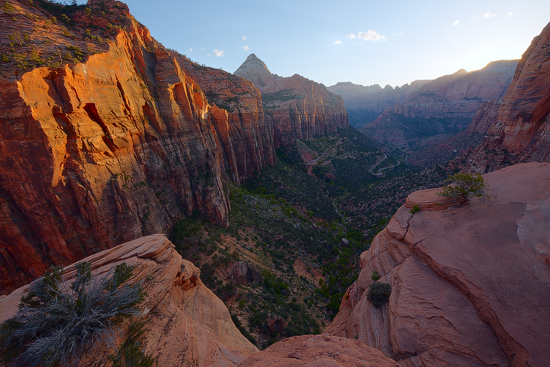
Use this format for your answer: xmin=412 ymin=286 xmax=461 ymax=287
xmin=0 ymin=234 xmax=259 ymax=366
xmin=326 ymin=162 xmax=550 ymax=367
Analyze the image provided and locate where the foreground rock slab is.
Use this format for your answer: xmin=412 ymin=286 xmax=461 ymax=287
xmin=238 ymin=335 xmax=401 ymax=367
xmin=326 ymin=162 xmax=550 ymax=367
xmin=0 ymin=234 xmax=258 ymax=366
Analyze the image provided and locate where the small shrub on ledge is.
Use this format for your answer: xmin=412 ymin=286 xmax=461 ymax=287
xmin=367 ymin=281 xmax=392 ymax=308
xmin=437 ymin=173 xmax=488 ymax=204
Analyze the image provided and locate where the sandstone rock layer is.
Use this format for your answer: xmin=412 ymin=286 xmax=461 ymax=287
xmin=238 ymin=335 xmax=401 ymax=367
xmin=326 ymin=162 xmax=550 ymax=367
xmin=235 ymin=54 xmax=348 ymax=146
xmin=0 ymin=1 xmax=274 ymax=293
xmin=0 ymin=234 xmax=258 ymax=366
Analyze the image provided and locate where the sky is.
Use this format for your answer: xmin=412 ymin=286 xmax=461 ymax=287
xmin=86 ymin=0 xmax=549 ymax=88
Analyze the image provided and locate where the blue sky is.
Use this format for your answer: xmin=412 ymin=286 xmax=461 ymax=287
xmin=104 ymin=1 xmax=548 ymax=87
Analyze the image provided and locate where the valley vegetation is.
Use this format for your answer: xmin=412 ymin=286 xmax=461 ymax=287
xmin=169 ymin=126 xmax=456 ymax=349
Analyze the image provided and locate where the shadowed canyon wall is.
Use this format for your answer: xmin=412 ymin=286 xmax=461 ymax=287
xmin=463 ymin=22 xmax=550 ymax=172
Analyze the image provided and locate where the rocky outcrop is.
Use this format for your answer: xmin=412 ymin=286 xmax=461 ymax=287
xmin=360 ymin=61 xmax=517 ymax=149
xmin=326 ymin=162 xmax=550 ymax=367
xmin=238 ymin=335 xmax=401 ymax=367
xmin=0 ymin=1 xmax=274 ymax=294
xmin=466 ymin=98 xmax=503 ymax=134
xmin=328 ymin=80 xmax=430 ymax=127
xmin=228 ymin=261 xmax=261 ymax=286
xmin=235 ymin=54 xmax=348 ymax=146
xmin=464 ymin=22 xmax=550 ymax=172
xmin=0 ymin=234 xmax=259 ymax=366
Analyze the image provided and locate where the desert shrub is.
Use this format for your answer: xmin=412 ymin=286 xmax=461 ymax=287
xmin=367 ymin=281 xmax=392 ymax=308
xmin=108 ymin=319 xmax=153 ymax=367
xmin=371 ymin=271 xmax=381 ymax=281
xmin=437 ymin=173 xmax=488 ymax=203
xmin=2 ymin=2 xmax=16 ymax=15
xmin=0 ymin=261 xmax=145 ymax=367
xmin=409 ymin=204 xmax=420 ymax=213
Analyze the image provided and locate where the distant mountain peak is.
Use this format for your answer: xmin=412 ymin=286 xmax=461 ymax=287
xmin=234 ymin=54 xmax=272 ymax=87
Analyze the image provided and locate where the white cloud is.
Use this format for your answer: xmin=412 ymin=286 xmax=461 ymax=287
xmin=213 ymin=49 xmax=225 ymax=57
xmin=243 ymin=45 xmax=249 ymax=50
xmin=189 ymin=48 xmax=193 ymax=53
xmin=453 ymin=20 xmax=460 ymax=26
xmin=484 ymin=11 xmax=496 ymax=18
xmin=356 ymin=30 xmax=386 ymax=42
xmin=334 ymin=40 xmax=342 ymax=45
xmin=393 ymin=32 xmax=404 ymax=36
xmin=347 ymin=33 xmax=356 ymax=39
xmin=508 ymin=12 xmax=513 ymax=16
xmin=242 ymin=36 xmax=246 ymax=40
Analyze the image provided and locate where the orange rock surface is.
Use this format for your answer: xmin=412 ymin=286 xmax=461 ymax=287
xmin=238 ymin=335 xmax=401 ymax=367
xmin=0 ymin=234 xmax=259 ymax=366
xmin=466 ymin=22 xmax=550 ymax=172
xmin=0 ymin=1 xmax=274 ymax=293
xmin=326 ymin=162 xmax=550 ymax=367
xmin=235 ymin=54 xmax=349 ymax=146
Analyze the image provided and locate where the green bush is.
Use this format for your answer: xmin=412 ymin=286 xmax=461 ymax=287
xmin=371 ymin=271 xmax=381 ymax=281
xmin=409 ymin=204 xmax=420 ymax=214
xmin=0 ymin=262 xmax=145 ymax=367
xmin=367 ymin=281 xmax=392 ymax=308
xmin=437 ymin=173 xmax=488 ymax=203
xmin=108 ymin=319 xmax=153 ymax=367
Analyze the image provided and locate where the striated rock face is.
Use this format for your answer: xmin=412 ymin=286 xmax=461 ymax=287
xmin=0 ymin=234 xmax=259 ymax=366
xmin=0 ymin=2 xmax=274 ymax=293
xmin=360 ymin=61 xmax=517 ymax=149
xmin=238 ymin=335 xmax=401 ymax=367
xmin=328 ymin=80 xmax=430 ymax=127
xmin=466 ymin=98 xmax=504 ymax=134
xmin=326 ymin=162 xmax=550 ymax=367
xmin=235 ymin=54 xmax=348 ymax=146
xmin=465 ymin=22 xmax=550 ymax=172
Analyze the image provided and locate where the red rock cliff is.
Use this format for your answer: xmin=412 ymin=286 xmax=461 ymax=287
xmin=234 ymin=54 xmax=349 ymax=146
xmin=0 ymin=1 xmax=275 ymax=293
xmin=465 ymin=22 xmax=550 ymax=172
xmin=326 ymin=162 xmax=550 ymax=367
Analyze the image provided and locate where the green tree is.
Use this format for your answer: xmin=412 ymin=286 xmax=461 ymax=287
xmin=437 ymin=173 xmax=488 ymax=203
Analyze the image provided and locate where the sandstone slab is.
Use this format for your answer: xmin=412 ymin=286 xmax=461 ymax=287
xmin=327 ymin=162 xmax=550 ymax=367
xmin=238 ymin=335 xmax=401 ymax=367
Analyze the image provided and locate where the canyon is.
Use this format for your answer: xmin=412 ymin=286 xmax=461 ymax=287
xmin=328 ymin=80 xmax=430 ymax=127
xmin=0 ymin=0 xmax=345 ymax=293
xmin=0 ymin=0 xmax=549 ymax=366
xmin=359 ymin=60 xmax=517 ymax=149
